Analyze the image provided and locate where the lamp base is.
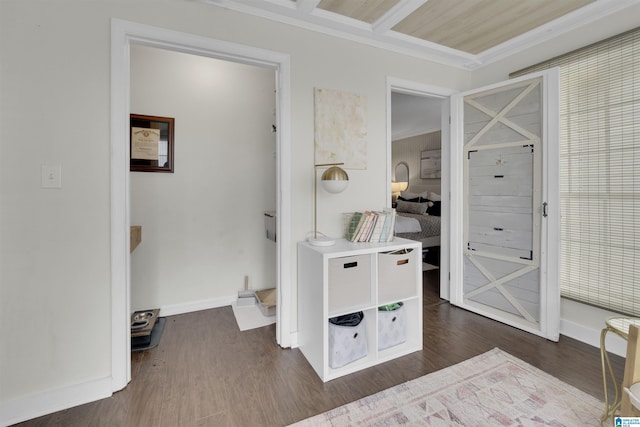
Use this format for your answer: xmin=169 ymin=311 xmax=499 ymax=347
xmin=307 ymin=236 xmax=337 ymax=247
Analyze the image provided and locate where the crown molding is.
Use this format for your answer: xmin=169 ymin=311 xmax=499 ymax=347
xmin=473 ymin=0 xmax=640 ymax=69
xmin=200 ymin=0 xmax=639 ymax=70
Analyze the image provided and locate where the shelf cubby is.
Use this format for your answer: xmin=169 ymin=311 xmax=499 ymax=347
xmin=298 ymin=238 xmax=422 ymax=381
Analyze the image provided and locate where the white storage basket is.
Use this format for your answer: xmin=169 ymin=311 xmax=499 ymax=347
xmin=328 ymin=313 xmax=367 ymax=369
xmin=378 ymin=303 xmax=406 ymax=350
xmin=378 ymin=249 xmax=417 ymax=302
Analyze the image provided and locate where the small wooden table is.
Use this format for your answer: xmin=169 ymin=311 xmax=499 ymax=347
xmin=601 ymin=316 xmax=640 ymax=421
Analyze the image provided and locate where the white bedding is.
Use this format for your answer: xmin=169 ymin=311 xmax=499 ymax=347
xmin=394 ymin=215 xmax=422 ymax=233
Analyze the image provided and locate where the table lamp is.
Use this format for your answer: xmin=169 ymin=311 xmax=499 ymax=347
xmin=309 ymin=162 xmax=349 ymax=246
xmin=391 ymin=181 xmax=408 ymax=203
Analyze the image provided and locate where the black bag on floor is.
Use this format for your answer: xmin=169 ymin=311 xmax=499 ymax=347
xmin=329 ymin=311 xmax=364 ymax=327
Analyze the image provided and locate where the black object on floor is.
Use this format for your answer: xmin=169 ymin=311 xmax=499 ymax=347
xmin=423 ymin=246 xmax=440 ymax=266
xmin=132 ymin=317 xmax=166 ymax=352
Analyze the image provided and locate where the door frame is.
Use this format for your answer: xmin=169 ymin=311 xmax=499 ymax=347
xmin=386 ymin=77 xmax=455 ymax=300
xmin=111 ymin=19 xmax=292 ymax=391
xmin=450 ymin=70 xmax=560 ymax=340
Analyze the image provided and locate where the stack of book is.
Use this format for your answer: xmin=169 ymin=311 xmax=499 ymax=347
xmin=344 ymin=209 xmax=397 ymax=243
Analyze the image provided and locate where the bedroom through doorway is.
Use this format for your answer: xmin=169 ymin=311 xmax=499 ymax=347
xmin=388 ymin=80 xmax=453 ymax=301
xmin=391 ymin=92 xmax=442 ymax=268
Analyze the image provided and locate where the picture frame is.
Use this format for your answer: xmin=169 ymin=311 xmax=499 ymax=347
xmin=420 ymin=149 xmax=441 ymax=179
xmin=130 ymin=114 xmax=174 ymax=173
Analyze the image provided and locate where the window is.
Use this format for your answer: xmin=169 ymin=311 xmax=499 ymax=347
xmin=511 ymin=28 xmax=640 ymax=316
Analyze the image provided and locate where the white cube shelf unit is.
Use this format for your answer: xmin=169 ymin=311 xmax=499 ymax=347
xmin=297 ymin=238 xmax=423 ymax=381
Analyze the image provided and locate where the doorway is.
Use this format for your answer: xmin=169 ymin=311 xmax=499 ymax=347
xmin=111 ymin=20 xmax=292 ymax=391
xmin=387 ymin=78 xmax=455 ymax=301
xmin=129 ymin=44 xmax=277 ymax=327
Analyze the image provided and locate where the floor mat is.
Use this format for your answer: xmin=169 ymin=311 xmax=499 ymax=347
xmin=131 ymin=317 xmax=166 ymax=352
xmin=231 ymin=301 xmax=276 ymax=331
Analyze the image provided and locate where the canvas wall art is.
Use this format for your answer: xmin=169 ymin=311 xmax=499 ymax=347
xmin=314 ymin=88 xmax=367 ymax=169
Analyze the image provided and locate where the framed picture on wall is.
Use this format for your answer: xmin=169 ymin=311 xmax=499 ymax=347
xmin=130 ymin=114 xmax=174 ymax=173
xmin=420 ymin=149 xmax=441 ymax=179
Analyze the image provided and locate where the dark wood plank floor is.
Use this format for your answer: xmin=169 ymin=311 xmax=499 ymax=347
xmin=17 ymin=270 xmax=624 ymax=426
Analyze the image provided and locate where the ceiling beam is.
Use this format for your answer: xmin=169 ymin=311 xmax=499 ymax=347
xmin=373 ymin=0 xmax=429 ymax=34
xmin=297 ymin=0 xmax=322 ymax=16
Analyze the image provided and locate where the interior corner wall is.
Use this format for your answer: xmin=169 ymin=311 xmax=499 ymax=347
xmin=392 ymin=131 xmax=442 ymax=195
xmin=1 ymin=0 xmax=471 ymax=422
xmin=4 ymin=0 xmax=637 ymax=422
xmin=129 ymin=45 xmax=277 ymax=312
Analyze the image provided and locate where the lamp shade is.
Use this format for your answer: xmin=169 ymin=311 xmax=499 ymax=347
xmin=391 ymin=181 xmax=408 ymax=193
xmin=321 ymin=166 xmax=349 ymax=194
xmin=309 ymin=163 xmax=349 ymax=247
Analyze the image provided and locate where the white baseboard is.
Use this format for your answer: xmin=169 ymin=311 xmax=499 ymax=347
xmin=561 ymin=318 xmax=627 ymax=358
xmin=1 ymin=296 xmax=263 ymax=426
xmin=157 ymin=295 xmax=236 ymax=317
xmin=290 ymin=331 xmax=299 ymax=348
xmin=560 ymin=298 xmax=629 ymax=358
xmin=0 ymin=376 xmax=112 ymax=427
xmin=9 ymin=301 xmax=614 ymax=426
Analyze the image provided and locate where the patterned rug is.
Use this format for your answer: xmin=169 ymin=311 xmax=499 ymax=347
xmin=291 ymin=348 xmax=603 ymax=426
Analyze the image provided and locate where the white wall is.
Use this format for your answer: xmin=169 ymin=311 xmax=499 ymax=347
xmin=0 ymin=0 xmax=468 ymax=423
xmin=129 ymin=45 xmax=276 ymax=312
xmin=392 ymin=131 xmax=442 ymax=195
xmin=2 ymin=0 xmax=635 ymax=423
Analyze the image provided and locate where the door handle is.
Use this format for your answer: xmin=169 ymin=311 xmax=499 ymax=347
xmin=542 ymin=202 xmax=548 ymax=218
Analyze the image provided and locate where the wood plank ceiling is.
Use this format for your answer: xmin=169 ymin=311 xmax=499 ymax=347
xmin=202 ymin=0 xmax=635 ymax=69
xmin=317 ymin=0 xmax=593 ymax=54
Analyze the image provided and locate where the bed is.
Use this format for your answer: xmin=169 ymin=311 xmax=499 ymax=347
xmin=395 ymin=213 xmax=440 ymax=248
xmin=394 ymin=190 xmax=441 ymax=249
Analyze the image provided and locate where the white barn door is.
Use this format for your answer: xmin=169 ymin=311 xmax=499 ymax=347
xmin=450 ymin=71 xmax=560 ymax=341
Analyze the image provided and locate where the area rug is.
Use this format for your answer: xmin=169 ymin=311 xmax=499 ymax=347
xmin=230 ymin=301 xmax=275 ymax=331
xmin=290 ymin=348 xmax=603 ymax=426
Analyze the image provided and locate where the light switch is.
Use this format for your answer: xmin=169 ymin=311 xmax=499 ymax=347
xmin=41 ymin=164 xmax=62 ymax=189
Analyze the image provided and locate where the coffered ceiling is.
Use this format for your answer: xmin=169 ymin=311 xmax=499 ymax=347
xmin=201 ymin=0 xmax=637 ymax=69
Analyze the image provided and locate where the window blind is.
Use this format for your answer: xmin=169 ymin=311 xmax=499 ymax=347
xmin=511 ymin=28 xmax=640 ymax=316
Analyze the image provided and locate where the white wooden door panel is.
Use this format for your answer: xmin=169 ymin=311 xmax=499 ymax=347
xmin=451 ymin=70 xmax=560 ymax=340
xmin=468 ymin=195 xmax=532 ymax=209
xmin=468 ymin=144 xmax=534 ymax=260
